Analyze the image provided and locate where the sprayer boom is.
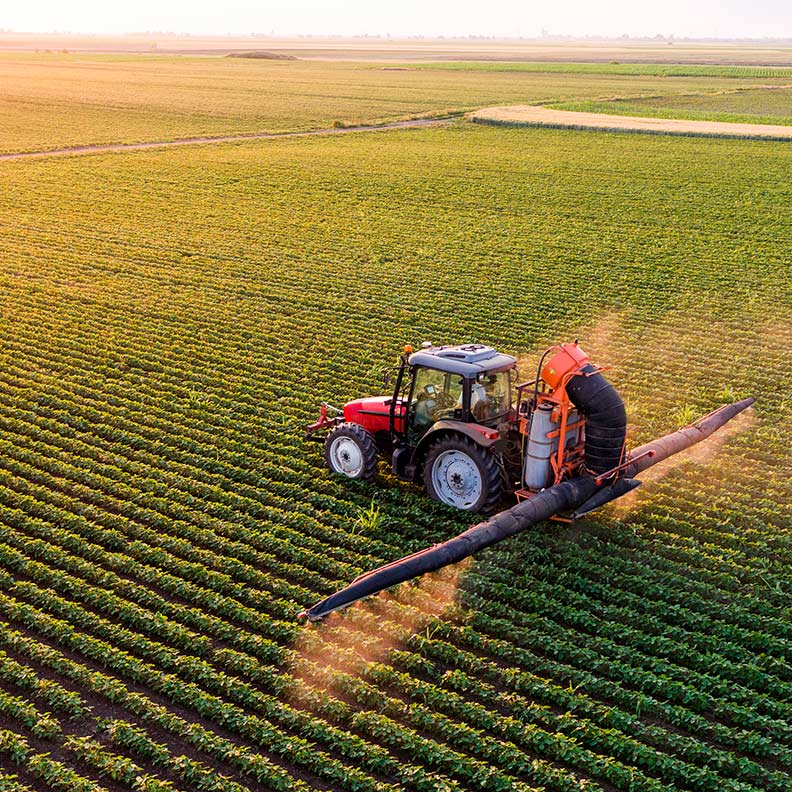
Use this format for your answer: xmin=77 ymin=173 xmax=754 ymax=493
xmin=300 ymin=396 xmax=754 ymax=622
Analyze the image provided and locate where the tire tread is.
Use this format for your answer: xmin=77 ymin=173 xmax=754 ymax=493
xmin=423 ymin=435 xmax=502 ymax=513
xmin=324 ymin=423 xmax=379 ymax=482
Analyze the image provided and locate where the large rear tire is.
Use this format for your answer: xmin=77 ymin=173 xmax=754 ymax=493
xmin=324 ymin=423 xmax=378 ymax=482
xmin=424 ymin=435 xmax=502 ymax=513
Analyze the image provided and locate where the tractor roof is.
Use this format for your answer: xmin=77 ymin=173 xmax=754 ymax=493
xmin=408 ymin=344 xmax=517 ymax=377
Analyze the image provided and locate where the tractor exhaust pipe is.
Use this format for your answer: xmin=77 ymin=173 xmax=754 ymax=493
xmin=299 ymin=397 xmax=754 ymax=622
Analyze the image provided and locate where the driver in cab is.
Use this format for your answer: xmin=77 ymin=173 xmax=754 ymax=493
xmin=414 ymin=375 xmax=462 ymax=429
xmin=471 ymin=374 xmax=501 ymax=421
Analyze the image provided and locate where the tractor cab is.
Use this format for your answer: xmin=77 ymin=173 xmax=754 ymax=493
xmin=306 ymin=339 xmax=638 ymax=514
xmin=306 ymin=343 xmax=519 ymax=512
xmin=403 ymin=344 xmax=516 ymax=444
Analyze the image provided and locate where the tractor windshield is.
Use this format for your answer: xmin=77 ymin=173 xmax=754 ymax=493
xmin=408 ymin=367 xmax=464 ymax=441
xmin=470 ymin=371 xmax=511 ymax=422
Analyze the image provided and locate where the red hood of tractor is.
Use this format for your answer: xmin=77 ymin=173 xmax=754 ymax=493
xmin=344 ymin=396 xmax=404 ymax=435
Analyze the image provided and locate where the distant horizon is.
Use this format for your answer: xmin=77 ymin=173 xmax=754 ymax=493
xmin=3 ymin=30 xmax=792 ymax=45
xmin=2 ymin=1 xmax=790 ymax=41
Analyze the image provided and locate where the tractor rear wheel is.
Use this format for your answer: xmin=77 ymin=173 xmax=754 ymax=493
xmin=324 ymin=423 xmax=378 ymax=482
xmin=424 ymin=436 xmax=502 ymax=513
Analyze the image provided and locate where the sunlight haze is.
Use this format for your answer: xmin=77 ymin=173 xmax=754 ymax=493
xmin=3 ymin=0 xmax=790 ymax=39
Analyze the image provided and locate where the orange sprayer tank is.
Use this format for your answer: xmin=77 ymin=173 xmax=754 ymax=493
xmin=541 ymin=343 xmax=590 ymax=391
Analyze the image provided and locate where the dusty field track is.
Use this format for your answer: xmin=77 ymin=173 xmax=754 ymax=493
xmin=469 ymin=104 xmax=792 ymax=139
xmin=0 ymin=117 xmax=451 ymax=162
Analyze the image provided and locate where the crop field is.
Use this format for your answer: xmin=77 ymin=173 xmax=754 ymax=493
xmin=1 ymin=54 xmax=786 ymax=154
xmin=416 ymin=61 xmax=792 ymax=78
xmin=1 ymin=51 xmax=791 ymax=792
xmin=5 ymin=34 xmax=792 ymax=65
xmin=552 ymin=85 xmax=792 ymax=126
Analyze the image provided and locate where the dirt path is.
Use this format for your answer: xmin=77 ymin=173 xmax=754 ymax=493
xmin=0 ymin=117 xmax=452 ymax=162
xmin=468 ymin=105 xmax=792 ymax=141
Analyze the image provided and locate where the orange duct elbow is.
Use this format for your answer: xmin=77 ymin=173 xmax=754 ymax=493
xmin=541 ymin=342 xmax=590 ymax=390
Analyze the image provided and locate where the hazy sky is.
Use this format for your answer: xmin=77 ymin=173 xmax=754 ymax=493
xmin=3 ymin=1 xmax=790 ymax=39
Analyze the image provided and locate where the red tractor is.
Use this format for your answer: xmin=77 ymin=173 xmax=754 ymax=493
xmin=306 ymin=341 xmax=628 ymax=513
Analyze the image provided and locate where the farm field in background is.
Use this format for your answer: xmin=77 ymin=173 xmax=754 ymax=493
xmin=553 ymin=84 xmax=792 ymax=126
xmin=1 ymin=50 xmax=791 ymax=792
xmin=415 ymin=61 xmax=792 ymax=77
xmin=4 ymin=33 xmax=792 ymax=64
xmin=468 ymin=105 xmax=792 ymax=140
xmin=0 ymin=53 xmax=787 ymax=153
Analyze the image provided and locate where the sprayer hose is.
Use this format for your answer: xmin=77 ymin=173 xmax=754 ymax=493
xmin=566 ymin=364 xmax=627 ymax=475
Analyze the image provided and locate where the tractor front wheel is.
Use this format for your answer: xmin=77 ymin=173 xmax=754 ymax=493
xmin=424 ymin=436 xmax=502 ymax=513
xmin=324 ymin=423 xmax=378 ymax=482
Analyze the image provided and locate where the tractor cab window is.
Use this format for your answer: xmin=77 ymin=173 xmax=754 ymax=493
xmin=409 ymin=367 xmax=464 ymax=441
xmin=470 ymin=371 xmax=511 ymax=423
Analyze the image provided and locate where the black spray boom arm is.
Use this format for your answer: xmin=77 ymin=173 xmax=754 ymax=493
xmin=300 ymin=397 xmax=754 ymax=622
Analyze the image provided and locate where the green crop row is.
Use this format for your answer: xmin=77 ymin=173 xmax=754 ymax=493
xmin=0 ymin=628 xmax=309 ymax=792
xmin=461 ymin=569 xmax=792 ymax=707
xmin=0 ymin=360 xmax=379 ymax=560
xmin=0 ymin=732 xmax=111 ymax=792
xmin=0 ymin=346 xmax=377 ymax=549
xmin=0 ymin=515 xmax=291 ymax=667
xmin=1 ymin=111 xmax=791 ymax=792
xmin=0 ymin=652 xmax=87 ymax=718
xmin=530 ymin=538 xmax=792 ymax=641
xmin=386 ymin=650 xmax=786 ymax=791
xmin=0 ymin=599 xmax=459 ymax=792
xmin=65 ymin=735 xmax=245 ymax=792
xmin=415 ymin=62 xmax=792 ymax=78
xmin=317 ymin=597 xmax=789 ymax=790
xmin=401 ymin=624 xmax=789 ymax=761
xmin=0 ymin=688 xmax=61 ymax=740
xmin=6 ymin=488 xmax=784 ymax=792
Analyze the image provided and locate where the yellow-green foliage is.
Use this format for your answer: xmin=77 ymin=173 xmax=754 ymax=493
xmin=0 ymin=71 xmax=790 ymax=792
xmin=0 ymin=52 xmax=780 ymax=153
